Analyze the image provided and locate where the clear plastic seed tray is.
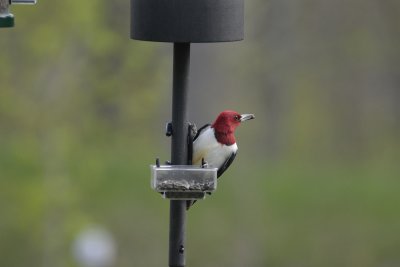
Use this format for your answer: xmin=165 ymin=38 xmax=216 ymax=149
xmin=150 ymin=165 xmax=218 ymax=199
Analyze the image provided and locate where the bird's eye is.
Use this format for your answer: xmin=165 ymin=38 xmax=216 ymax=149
xmin=234 ymin=115 xmax=240 ymax=121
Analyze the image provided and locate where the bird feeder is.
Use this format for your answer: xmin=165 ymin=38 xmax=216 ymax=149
xmin=151 ymin=164 xmax=218 ymax=200
xmin=130 ymin=1 xmax=244 ymax=266
xmin=0 ymin=0 xmax=36 ymax=28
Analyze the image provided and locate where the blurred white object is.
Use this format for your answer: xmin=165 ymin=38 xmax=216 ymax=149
xmin=72 ymin=226 xmax=117 ymax=267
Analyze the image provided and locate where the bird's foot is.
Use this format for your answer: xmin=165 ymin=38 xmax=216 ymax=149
xmin=188 ymin=122 xmax=197 ymax=139
xmin=201 ymin=157 xmax=209 ymax=168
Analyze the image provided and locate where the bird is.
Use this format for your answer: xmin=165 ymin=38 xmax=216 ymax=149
xmin=187 ymin=110 xmax=255 ymax=209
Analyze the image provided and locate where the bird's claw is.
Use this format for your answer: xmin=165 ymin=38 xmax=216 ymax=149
xmin=201 ymin=158 xmax=208 ymax=168
xmin=188 ymin=122 xmax=197 ymax=139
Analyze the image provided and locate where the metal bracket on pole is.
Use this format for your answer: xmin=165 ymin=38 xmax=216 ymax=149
xmin=0 ymin=0 xmax=36 ymax=28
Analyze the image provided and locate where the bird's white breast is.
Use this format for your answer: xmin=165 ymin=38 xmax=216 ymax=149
xmin=192 ymin=127 xmax=238 ymax=168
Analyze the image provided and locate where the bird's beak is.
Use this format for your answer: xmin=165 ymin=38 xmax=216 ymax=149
xmin=240 ymin=114 xmax=255 ymax=122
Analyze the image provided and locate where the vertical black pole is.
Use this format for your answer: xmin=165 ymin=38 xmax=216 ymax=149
xmin=169 ymin=42 xmax=190 ymax=267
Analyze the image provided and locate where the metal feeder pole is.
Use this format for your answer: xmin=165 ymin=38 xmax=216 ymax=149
xmin=131 ymin=1 xmax=244 ymax=265
xmin=169 ymin=42 xmax=190 ymax=267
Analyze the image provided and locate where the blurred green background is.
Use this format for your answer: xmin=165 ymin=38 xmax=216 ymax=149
xmin=1 ymin=0 xmax=399 ymax=266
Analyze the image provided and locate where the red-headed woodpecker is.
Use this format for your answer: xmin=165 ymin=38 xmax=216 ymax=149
xmin=187 ymin=110 xmax=255 ymax=209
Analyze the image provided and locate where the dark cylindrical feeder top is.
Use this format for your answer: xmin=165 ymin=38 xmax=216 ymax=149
xmin=131 ymin=0 xmax=244 ymax=43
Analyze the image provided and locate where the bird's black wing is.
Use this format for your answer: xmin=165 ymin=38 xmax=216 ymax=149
xmin=188 ymin=123 xmax=210 ymax=165
xmin=187 ymin=152 xmax=237 ymax=210
xmin=187 ymin=123 xmax=196 ymax=164
xmin=187 ymin=124 xmax=235 ymax=210
xmin=194 ymin=123 xmax=237 ymax=177
xmin=193 ymin=124 xmax=211 ymax=141
xmin=217 ymin=151 xmax=237 ymax=178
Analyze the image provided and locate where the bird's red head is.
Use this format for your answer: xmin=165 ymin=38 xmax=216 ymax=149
xmin=211 ymin=110 xmax=255 ymax=145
